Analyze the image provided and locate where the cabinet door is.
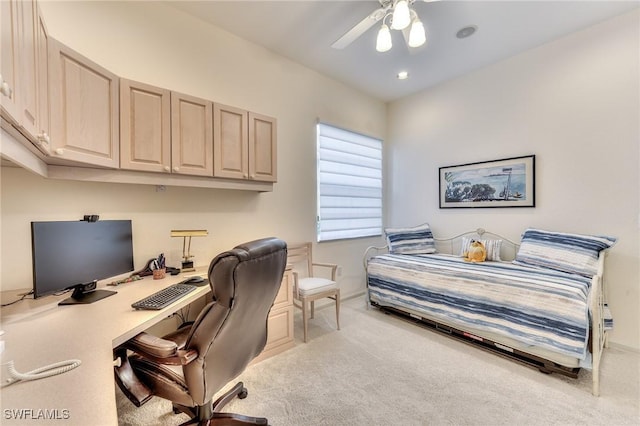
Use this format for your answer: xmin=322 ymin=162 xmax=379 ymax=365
xmin=0 ymin=0 xmax=21 ymax=124
xmin=49 ymin=39 xmax=119 ymax=168
xmin=248 ymin=112 xmax=277 ymax=182
xmin=16 ymin=0 xmax=38 ymax=139
xmin=34 ymin=3 xmax=50 ymax=154
xmin=120 ymin=79 xmax=171 ymax=173
xmin=171 ymin=92 xmax=213 ymax=176
xmin=213 ymin=103 xmax=248 ymax=179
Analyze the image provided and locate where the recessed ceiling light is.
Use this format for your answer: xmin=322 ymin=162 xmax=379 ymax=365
xmin=456 ymin=25 xmax=477 ymax=39
xmin=397 ymin=71 xmax=409 ymax=80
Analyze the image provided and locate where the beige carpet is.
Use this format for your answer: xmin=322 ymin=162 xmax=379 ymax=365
xmin=117 ymin=296 xmax=640 ymax=425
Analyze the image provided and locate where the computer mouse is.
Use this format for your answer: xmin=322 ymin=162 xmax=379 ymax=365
xmin=183 ymin=276 xmax=207 ymax=286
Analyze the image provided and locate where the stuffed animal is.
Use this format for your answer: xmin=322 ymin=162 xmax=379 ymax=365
xmin=463 ymin=240 xmax=487 ymax=263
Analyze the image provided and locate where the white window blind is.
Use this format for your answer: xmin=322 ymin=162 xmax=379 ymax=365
xmin=317 ymin=123 xmax=383 ymax=242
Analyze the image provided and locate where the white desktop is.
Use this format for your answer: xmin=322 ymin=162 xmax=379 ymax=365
xmin=0 ymin=270 xmax=210 ymax=425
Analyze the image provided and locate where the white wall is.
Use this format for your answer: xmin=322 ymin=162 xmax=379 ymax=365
xmin=387 ymin=10 xmax=639 ymax=350
xmin=0 ymin=1 xmax=386 ymax=299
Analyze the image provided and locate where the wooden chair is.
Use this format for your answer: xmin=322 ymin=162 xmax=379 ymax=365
xmin=287 ymin=242 xmax=340 ymax=343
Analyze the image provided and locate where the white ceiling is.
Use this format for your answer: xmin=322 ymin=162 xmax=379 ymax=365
xmin=166 ymin=1 xmax=639 ymax=102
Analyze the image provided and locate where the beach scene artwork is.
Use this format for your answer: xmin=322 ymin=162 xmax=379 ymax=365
xmin=440 ymin=156 xmax=535 ymax=208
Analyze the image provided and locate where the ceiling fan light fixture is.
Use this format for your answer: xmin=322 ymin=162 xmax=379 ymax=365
xmin=391 ymin=0 xmax=411 ymax=30
xmin=376 ymin=24 xmax=392 ymax=52
xmin=408 ymin=18 xmax=426 ymax=48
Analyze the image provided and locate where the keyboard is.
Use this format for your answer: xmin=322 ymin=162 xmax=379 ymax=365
xmin=131 ymin=283 xmax=198 ymax=310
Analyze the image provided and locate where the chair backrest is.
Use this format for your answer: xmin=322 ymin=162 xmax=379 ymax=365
xmin=286 ymin=242 xmax=313 ymax=278
xmin=182 ymin=237 xmax=287 ymax=405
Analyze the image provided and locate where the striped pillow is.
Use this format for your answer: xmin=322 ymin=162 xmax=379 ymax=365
xmin=460 ymin=237 xmax=502 ymax=261
xmin=513 ymin=228 xmax=616 ymax=277
xmin=385 ymin=224 xmax=436 ymax=255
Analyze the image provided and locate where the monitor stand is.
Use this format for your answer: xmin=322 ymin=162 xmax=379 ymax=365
xmin=59 ymin=283 xmax=117 ymax=305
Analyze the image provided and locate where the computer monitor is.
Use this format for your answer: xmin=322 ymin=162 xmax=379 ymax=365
xmin=31 ymin=220 xmax=134 ymax=305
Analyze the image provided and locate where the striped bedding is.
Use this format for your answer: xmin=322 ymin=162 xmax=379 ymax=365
xmin=367 ymin=253 xmax=593 ymax=361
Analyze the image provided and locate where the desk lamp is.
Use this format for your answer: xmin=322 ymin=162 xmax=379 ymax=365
xmin=171 ymin=229 xmax=208 ymax=272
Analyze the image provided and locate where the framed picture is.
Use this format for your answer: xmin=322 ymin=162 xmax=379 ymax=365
xmin=439 ymin=155 xmax=535 ymax=208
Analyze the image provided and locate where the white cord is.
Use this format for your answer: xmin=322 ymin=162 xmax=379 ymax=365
xmin=2 ymin=359 xmax=81 ymax=387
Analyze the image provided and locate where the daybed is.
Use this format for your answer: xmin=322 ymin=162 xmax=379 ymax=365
xmin=364 ymin=225 xmax=615 ymax=396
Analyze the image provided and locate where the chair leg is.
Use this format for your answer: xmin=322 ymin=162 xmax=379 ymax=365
xmin=211 ymin=382 xmax=247 ymax=413
xmin=335 ymin=290 xmax=341 ymax=331
xmin=310 ymin=300 xmax=315 ymax=319
xmin=302 ymin=299 xmax=309 ymax=343
xmin=208 ymin=412 xmax=269 ymax=425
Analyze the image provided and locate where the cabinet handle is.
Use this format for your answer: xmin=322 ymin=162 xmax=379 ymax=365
xmin=55 ymin=148 xmax=64 ymax=156
xmin=0 ymin=81 xmax=12 ymax=98
xmin=173 ymin=167 xmax=179 ymax=172
xmin=243 ymin=173 xmax=248 ymax=178
xmin=163 ymin=166 xmax=170 ymax=172
xmin=37 ymin=132 xmax=50 ymax=145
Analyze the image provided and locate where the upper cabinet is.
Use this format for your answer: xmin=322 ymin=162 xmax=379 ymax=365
xmin=34 ymin=3 xmax=50 ymax=154
xmin=1 ymin=0 xmax=276 ymax=190
xmin=1 ymin=0 xmax=49 ymax=153
xmin=120 ymin=82 xmax=214 ymax=177
xmin=171 ymin=92 xmax=213 ymax=177
xmin=210 ymin=104 xmax=278 ymax=182
xmin=249 ymin=112 xmax=277 ymax=182
xmin=48 ymin=38 xmax=120 ymax=168
xmin=214 ymin=103 xmax=248 ymax=180
xmin=1 ymin=0 xmax=21 ymax=123
xmin=120 ymin=79 xmax=171 ymax=173
xmin=16 ymin=0 xmax=38 ymax=139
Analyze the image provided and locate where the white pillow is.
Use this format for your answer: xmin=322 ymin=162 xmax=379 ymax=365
xmin=513 ymin=228 xmax=616 ymax=277
xmin=385 ymin=223 xmax=436 ymax=255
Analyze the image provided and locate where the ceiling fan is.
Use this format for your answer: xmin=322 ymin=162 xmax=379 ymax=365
xmin=331 ymin=0 xmax=439 ymax=52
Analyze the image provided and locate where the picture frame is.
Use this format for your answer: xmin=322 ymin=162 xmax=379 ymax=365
xmin=439 ymin=155 xmax=535 ymax=208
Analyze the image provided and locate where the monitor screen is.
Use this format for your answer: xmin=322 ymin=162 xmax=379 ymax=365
xmin=31 ymin=220 xmax=134 ymax=298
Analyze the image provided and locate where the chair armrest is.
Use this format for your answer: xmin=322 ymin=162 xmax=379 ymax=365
xmin=312 ymin=262 xmax=338 ymax=280
xmin=123 ymin=332 xmax=198 ymax=366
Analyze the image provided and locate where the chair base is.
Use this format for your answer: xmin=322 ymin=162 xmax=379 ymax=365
xmin=178 ymin=412 xmax=269 ymax=426
xmin=174 ymin=382 xmax=268 ymax=426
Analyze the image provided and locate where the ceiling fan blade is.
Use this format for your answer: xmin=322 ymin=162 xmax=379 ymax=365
xmin=331 ymin=11 xmax=384 ymax=49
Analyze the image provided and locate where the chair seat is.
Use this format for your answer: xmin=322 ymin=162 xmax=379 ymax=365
xmin=298 ymin=277 xmax=337 ymax=296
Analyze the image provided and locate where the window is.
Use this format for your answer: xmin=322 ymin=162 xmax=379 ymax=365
xmin=317 ymin=123 xmax=383 ymax=242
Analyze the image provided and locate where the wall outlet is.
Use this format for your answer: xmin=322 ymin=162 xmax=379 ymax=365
xmin=336 ymin=266 xmax=343 ymax=277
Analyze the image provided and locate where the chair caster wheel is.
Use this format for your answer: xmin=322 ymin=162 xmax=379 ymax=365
xmin=238 ymin=388 xmax=248 ymax=399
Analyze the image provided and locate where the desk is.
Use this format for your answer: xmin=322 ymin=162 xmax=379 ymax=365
xmin=0 ymin=271 xmax=210 ymax=425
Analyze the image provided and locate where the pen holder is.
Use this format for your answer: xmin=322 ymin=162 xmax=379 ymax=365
xmin=152 ymin=268 xmax=166 ymax=280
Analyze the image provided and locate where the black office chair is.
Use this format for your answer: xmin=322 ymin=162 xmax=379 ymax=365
xmin=114 ymin=237 xmax=287 ymax=425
